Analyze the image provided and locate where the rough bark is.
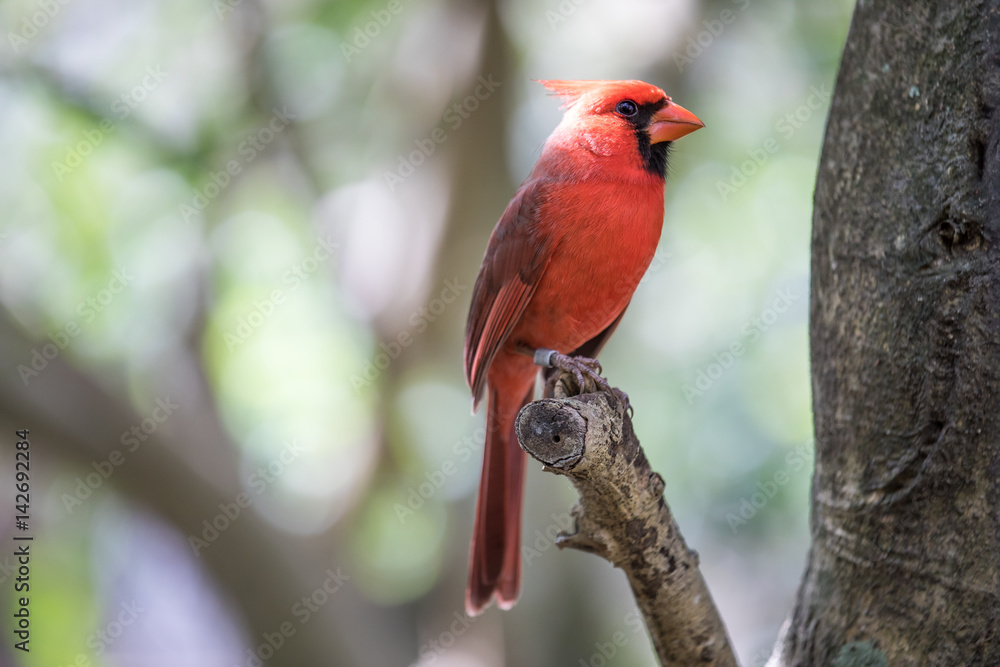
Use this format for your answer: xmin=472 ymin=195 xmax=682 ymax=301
xmin=772 ymin=1 xmax=1000 ymax=664
xmin=515 ymin=377 xmax=738 ymax=666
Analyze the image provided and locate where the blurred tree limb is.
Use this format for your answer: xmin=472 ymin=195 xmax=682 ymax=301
xmin=0 ymin=307 xmax=392 ymax=667
xmin=516 ymin=377 xmax=738 ymax=666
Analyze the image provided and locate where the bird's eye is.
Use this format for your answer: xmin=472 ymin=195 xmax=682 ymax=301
xmin=616 ymin=100 xmax=638 ymax=117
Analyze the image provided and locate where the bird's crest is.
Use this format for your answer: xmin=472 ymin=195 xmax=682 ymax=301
xmin=536 ymin=80 xmax=607 ymax=108
xmin=536 ymin=79 xmax=669 ymax=112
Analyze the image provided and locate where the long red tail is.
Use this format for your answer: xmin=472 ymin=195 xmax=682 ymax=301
xmin=466 ymin=384 xmax=533 ymax=615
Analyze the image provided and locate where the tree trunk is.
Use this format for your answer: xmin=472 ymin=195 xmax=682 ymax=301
xmin=773 ymin=1 xmax=1000 ymax=664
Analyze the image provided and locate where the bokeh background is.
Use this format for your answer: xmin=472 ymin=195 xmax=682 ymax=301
xmin=0 ymin=0 xmax=853 ymax=664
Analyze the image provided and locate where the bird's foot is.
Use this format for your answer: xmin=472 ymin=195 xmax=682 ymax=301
xmin=543 ymin=350 xmax=606 ymax=394
xmin=533 ymin=349 xmax=631 ymax=415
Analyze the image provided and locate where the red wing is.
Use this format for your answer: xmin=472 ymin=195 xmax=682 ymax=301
xmin=464 ymin=180 xmax=551 ymax=410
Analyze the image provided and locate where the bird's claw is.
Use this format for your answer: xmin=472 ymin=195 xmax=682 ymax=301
xmin=547 ymin=352 xmax=606 ymax=394
xmin=612 ymin=387 xmax=634 ymax=418
xmin=534 ymin=350 xmax=631 ymax=416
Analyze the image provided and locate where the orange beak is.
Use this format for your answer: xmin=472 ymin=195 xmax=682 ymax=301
xmin=648 ymin=102 xmax=704 ymax=143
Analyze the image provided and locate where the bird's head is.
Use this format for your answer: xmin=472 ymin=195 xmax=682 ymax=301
xmin=536 ymin=79 xmax=703 ymax=179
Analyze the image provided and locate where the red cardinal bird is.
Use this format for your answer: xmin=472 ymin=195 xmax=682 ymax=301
xmin=463 ymin=79 xmax=703 ymax=615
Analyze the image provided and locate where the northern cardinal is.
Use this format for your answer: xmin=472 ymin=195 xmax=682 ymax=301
xmin=463 ymin=80 xmax=703 ymax=615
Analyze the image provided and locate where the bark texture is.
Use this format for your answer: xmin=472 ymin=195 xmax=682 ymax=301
xmin=515 ymin=378 xmax=737 ymax=666
xmin=774 ymin=1 xmax=1000 ymax=664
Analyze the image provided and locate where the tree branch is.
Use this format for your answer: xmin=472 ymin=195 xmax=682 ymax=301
xmin=515 ymin=376 xmax=738 ymax=666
